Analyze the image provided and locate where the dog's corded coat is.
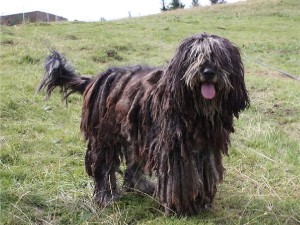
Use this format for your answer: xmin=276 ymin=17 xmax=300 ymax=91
xmin=38 ymin=33 xmax=249 ymax=215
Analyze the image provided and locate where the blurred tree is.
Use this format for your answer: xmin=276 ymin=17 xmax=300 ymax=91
xmin=169 ymin=0 xmax=185 ymax=10
xmin=192 ymin=0 xmax=199 ymax=7
xmin=161 ymin=0 xmax=169 ymax=11
xmin=210 ymin=0 xmax=226 ymax=4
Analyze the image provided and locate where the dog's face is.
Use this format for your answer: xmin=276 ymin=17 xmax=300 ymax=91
xmin=165 ymin=33 xmax=249 ymax=115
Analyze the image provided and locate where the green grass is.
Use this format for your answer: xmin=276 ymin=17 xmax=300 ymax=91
xmin=1 ymin=0 xmax=300 ymax=224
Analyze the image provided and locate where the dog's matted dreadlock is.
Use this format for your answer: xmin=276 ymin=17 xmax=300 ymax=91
xmin=38 ymin=32 xmax=249 ymax=215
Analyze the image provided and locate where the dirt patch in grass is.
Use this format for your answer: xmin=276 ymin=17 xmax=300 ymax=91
xmin=65 ymin=34 xmax=79 ymax=40
xmin=0 ymin=40 xmax=15 ymax=46
xmin=91 ymin=49 xmax=123 ymax=63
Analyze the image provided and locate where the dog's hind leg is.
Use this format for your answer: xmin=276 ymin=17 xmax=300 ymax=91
xmin=123 ymin=164 xmax=155 ymax=195
xmin=85 ymin=142 xmax=121 ymax=206
xmin=93 ymin=163 xmax=120 ymax=206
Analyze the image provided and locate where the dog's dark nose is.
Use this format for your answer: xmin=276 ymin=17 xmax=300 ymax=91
xmin=203 ymin=67 xmax=216 ymax=79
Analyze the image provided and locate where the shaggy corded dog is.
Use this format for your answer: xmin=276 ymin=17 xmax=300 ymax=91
xmin=38 ymin=33 xmax=249 ymax=215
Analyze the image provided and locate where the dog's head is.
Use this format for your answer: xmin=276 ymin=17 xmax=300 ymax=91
xmin=165 ymin=32 xmax=249 ymax=117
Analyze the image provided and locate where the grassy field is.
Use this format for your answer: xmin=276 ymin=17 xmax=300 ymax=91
xmin=1 ymin=0 xmax=299 ymax=224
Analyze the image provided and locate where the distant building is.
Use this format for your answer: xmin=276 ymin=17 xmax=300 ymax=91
xmin=0 ymin=11 xmax=68 ymax=26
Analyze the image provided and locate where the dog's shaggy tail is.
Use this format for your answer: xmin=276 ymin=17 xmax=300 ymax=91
xmin=37 ymin=49 xmax=91 ymax=100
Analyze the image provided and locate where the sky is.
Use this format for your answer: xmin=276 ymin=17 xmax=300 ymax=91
xmin=1 ymin=0 xmax=244 ymax=21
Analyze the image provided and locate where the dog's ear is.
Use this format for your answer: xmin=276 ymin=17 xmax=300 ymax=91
xmin=226 ymin=46 xmax=250 ymax=118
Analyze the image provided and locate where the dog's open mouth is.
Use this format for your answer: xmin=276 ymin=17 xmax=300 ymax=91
xmin=201 ymin=83 xmax=216 ymax=99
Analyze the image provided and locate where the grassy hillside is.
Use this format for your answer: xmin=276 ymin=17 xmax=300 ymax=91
xmin=1 ymin=0 xmax=299 ymax=224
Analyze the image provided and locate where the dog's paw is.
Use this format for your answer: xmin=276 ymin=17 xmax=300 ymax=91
xmin=93 ymin=191 xmax=121 ymax=207
xmin=124 ymin=176 xmax=155 ymax=195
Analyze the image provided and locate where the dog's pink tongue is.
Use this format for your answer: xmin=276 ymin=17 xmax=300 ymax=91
xmin=201 ymin=83 xmax=216 ymax=99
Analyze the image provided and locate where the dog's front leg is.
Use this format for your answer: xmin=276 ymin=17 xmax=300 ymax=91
xmin=156 ymin=141 xmax=203 ymax=215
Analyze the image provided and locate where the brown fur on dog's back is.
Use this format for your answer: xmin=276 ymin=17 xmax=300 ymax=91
xmin=81 ymin=66 xmax=162 ymax=164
